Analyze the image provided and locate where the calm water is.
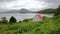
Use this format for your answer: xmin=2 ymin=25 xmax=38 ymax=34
xmin=0 ymin=13 xmax=54 ymax=21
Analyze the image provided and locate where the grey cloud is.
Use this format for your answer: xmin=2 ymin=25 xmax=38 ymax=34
xmin=45 ymin=0 xmax=60 ymax=5
xmin=0 ymin=0 xmax=16 ymax=2
xmin=0 ymin=0 xmax=60 ymax=12
xmin=38 ymin=0 xmax=60 ymax=3
xmin=38 ymin=0 xmax=60 ymax=9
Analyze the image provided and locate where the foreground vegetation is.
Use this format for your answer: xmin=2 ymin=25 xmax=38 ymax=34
xmin=0 ymin=15 xmax=60 ymax=34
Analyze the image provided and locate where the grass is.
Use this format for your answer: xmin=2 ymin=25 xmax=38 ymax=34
xmin=0 ymin=15 xmax=60 ymax=34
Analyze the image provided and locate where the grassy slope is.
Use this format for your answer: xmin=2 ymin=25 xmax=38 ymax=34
xmin=0 ymin=15 xmax=60 ymax=34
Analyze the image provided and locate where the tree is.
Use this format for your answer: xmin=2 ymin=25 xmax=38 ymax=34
xmin=1 ymin=17 xmax=8 ymax=24
xmin=54 ymin=5 xmax=60 ymax=16
xmin=9 ymin=16 xmax=17 ymax=23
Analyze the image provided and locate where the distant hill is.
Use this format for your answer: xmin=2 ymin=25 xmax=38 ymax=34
xmin=6 ymin=10 xmax=19 ymax=13
xmin=19 ymin=9 xmax=32 ymax=13
xmin=0 ymin=9 xmax=32 ymax=13
xmin=0 ymin=9 xmax=56 ymax=13
xmin=37 ymin=9 xmax=56 ymax=14
xmin=0 ymin=10 xmax=19 ymax=13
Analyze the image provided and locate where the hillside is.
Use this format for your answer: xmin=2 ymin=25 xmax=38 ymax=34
xmin=19 ymin=9 xmax=32 ymax=13
xmin=0 ymin=9 xmax=33 ymax=13
xmin=37 ymin=9 xmax=56 ymax=14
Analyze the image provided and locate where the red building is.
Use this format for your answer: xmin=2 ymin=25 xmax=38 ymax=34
xmin=33 ymin=14 xmax=43 ymax=21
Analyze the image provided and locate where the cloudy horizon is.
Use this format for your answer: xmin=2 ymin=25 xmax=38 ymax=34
xmin=0 ymin=0 xmax=60 ymax=12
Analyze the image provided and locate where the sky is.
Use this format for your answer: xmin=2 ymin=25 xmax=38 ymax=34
xmin=0 ymin=0 xmax=60 ymax=12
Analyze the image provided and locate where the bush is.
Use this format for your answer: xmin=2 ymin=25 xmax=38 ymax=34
xmin=9 ymin=16 xmax=17 ymax=23
xmin=19 ymin=21 xmax=21 ymax=23
xmin=1 ymin=17 xmax=8 ymax=24
xmin=43 ymin=16 xmax=47 ymax=20
xmin=23 ymin=19 xmax=30 ymax=22
xmin=54 ymin=5 xmax=60 ymax=16
xmin=2 ymin=19 xmax=8 ymax=24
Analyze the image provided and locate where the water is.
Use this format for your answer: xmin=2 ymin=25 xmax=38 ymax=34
xmin=0 ymin=13 xmax=54 ymax=21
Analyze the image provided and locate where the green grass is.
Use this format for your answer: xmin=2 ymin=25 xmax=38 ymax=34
xmin=0 ymin=15 xmax=60 ymax=34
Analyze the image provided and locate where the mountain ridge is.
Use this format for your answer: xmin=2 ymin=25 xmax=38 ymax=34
xmin=0 ymin=9 xmax=32 ymax=13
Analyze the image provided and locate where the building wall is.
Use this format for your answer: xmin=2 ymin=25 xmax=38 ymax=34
xmin=33 ymin=16 xmax=42 ymax=21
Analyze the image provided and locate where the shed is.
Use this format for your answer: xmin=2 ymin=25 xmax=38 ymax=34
xmin=33 ymin=14 xmax=43 ymax=21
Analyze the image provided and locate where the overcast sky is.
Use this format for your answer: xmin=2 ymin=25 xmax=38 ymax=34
xmin=0 ymin=0 xmax=60 ymax=12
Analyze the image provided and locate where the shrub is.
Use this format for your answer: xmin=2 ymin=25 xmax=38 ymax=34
xmin=2 ymin=19 xmax=8 ymax=24
xmin=1 ymin=17 xmax=8 ymax=24
xmin=19 ymin=21 xmax=21 ymax=23
xmin=54 ymin=5 xmax=60 ymax=16
xmin=9 ymin=16 xmax=17 ymax=23
xmin=23 ymin=19 xmax=30 ymax=22
xmin=43 ymin=16 xmax=47 ymax=20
